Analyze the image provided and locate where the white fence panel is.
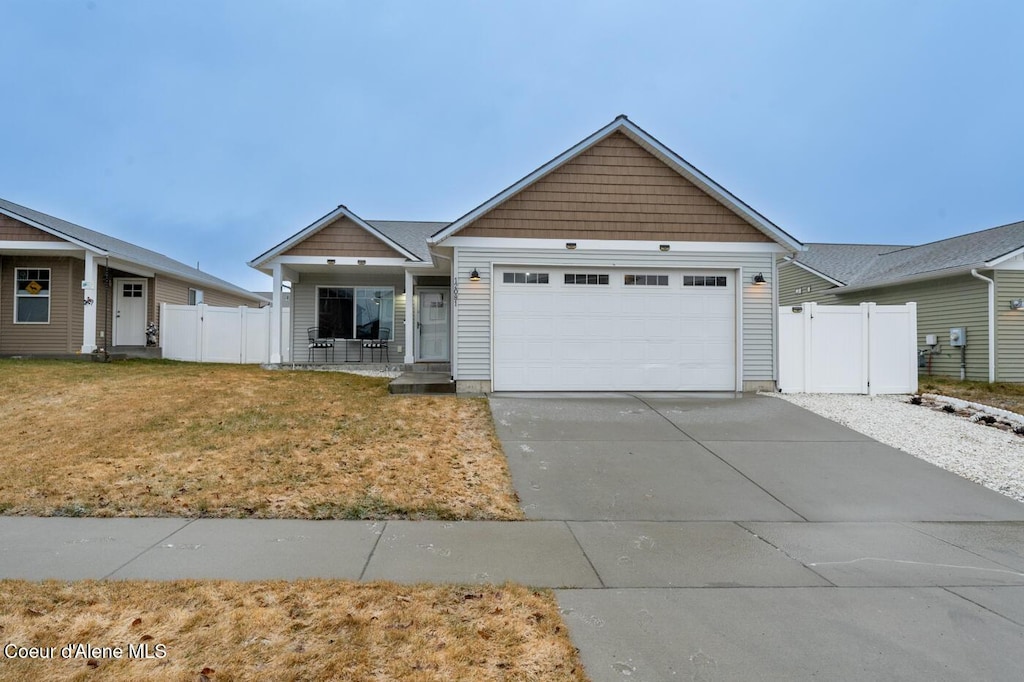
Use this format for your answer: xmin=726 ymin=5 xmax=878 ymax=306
xmin=161 ymin=303 xmax=275 ymax=364
xmin=869 ymin=302 xmax=918 ymax=395
xmin=160 ymin=305 xmax=201 ymax=362
xmin=779 ymin=302 xmax=917 ymax=395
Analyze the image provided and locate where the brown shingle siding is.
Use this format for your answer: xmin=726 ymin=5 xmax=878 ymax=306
xmin=0 ymin=215 xmax=65 ymax=242
xmin=283 ymin=216 xmax=406 ymax=258
xmin=459 ymin=132 xmax=770 ymax=242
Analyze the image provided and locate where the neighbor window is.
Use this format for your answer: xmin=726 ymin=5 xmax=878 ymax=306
xmin=624 ymin=274 xmax=669 ymax=286
xmin=15 ymin=268 xmax=50 ymax=323
xmin=188 ymin=288 xmax=204 ymax=305
xmin=502 ymin=272 xmax=549 ymax=284
xmin=317 ymin=287 xmax=394 ymax=339
xmin=683 ymin=275 xmax=728 ymax=287
xmin=564 ymin=274 xmax=608 ymax=285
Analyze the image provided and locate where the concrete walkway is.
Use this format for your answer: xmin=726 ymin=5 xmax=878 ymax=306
xmin=3 ymin=393 xmax=1024 ymax=680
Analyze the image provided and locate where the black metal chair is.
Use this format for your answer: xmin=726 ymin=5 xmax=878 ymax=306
xmin=307 ymin=327 xmax=335 ymax=363
xmin=361 ymin=327 xmax=390 ymax=363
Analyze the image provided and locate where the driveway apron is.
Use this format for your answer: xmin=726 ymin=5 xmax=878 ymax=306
xmin=491 ymin=391 xmax=1024 ymax=682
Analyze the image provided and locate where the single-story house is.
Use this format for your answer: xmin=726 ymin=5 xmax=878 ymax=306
xmin=0 ymin=197 xmax=266 ymax=356
xmin=778 ymin=220 xmax=1024 ymax=382
xmin=250 ymin=116 xmax=804 ymax=392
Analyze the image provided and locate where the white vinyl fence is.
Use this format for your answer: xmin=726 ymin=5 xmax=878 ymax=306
xmin=160 ymin=303 xmax=290 ymax=364
xmin=779 ymin=302 xmax=918 ymax=395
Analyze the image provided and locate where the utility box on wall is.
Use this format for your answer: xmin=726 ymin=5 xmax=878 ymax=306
xmin=949 ymin=327 xmax=967 ymax=347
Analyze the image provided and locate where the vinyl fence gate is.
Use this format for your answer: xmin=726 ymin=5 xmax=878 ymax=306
xmin=778 ymin=302 xmax=918 ymax=395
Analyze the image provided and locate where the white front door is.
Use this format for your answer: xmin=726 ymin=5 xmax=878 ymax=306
xmin=113 ymin=278 xmax=148 ymax=346
xmin=417 ymin=288 xmax=449 ymax=361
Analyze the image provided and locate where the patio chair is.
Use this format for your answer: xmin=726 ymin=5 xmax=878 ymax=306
xmin=361 ymin=327 xmax=390 ymax=363
xmin=307 ymin=327 xmax=335 ymax=363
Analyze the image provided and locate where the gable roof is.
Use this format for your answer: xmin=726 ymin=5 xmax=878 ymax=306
xmin=368 ymin=220 xmax=448 ymax=261
xmin=248 ymin=205 xmax=425 ymax=268
xmin=789 ymin=219 xmax=1024 ymax=291
xmin=784 ymin=243 xmax=911 ymax=286
xmin=430 ymin=115 xmax=803 ymax=251
xmin=0 ymin=197 xmax=265 ymax=302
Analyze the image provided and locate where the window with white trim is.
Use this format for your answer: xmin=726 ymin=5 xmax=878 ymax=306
xmin=15 ymin=268 xmax=50 ymax=323
xmin=564 ymin=274 xmax=608 ymax=285
xmin=502 ymin=272 xmax=549 ymax=284
xmin=624 ymin=274 xmax=669 ymax=286
xmin=683 ymin=275 xmax=728 ymax=287
xmin=188 ymin=288 xmax=204 ymax=305
xmin=317 ymin=287 xmax=394 ymax=339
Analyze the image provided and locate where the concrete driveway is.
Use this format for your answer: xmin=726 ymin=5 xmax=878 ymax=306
xmin=491 ymin=392 xmax=1024 ymax=682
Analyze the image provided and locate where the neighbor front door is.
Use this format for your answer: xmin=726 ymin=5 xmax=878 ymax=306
xmin=417 ymin=288 xmax=449 ymax=361
xmin=113 ymin=278 xmax=147 ymax=346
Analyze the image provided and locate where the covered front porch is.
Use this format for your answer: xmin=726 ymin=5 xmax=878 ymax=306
xmin=265 ymin=261 xmax=452 ymax=368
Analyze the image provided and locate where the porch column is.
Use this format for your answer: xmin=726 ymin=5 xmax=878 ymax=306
xmin=80 ymin=251 xmax=99 ymax=353
xmin=404 ymin=270 xmax=415 ymax=364
xmin=270 ymin=262 xmax=283 ymax=364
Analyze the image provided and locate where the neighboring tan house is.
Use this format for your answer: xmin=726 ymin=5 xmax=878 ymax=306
xmin=0 ymin=197 xmax=266 ymax=356
xmin=250 ymin=116 xmax=804 ymax=392
xmin=779 ymin=221 xmax=1024 ymax=382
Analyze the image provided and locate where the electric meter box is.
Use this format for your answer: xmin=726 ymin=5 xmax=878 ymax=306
xmin=949 ymin=327 xmax=967 ymax=347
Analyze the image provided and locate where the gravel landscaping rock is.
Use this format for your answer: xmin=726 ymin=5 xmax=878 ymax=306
xmin=767 ymin=393 xmax=1024 ymax=504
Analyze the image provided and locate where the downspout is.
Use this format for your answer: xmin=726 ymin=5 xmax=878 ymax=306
xmin=970 ymin=269 xmax=996 ymax=382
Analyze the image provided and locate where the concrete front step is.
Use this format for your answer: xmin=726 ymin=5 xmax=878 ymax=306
xmin=389 ymin=372 xmax=456 ymax=395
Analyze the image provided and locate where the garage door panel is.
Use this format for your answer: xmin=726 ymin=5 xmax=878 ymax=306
xmin=493 ymin=267 xmax=736 ymax=391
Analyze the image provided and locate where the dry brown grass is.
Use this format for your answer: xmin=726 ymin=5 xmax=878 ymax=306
xmin=0 ymin=579 xmax=588 ymax=681
xmin=919 ymin=375 xmax=1024 ymax=416
xmin=0 ymin=360 xmax=522 ymax=520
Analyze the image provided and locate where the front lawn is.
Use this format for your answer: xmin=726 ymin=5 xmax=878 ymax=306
xmin=919 ymin=375 xmax=1024 ymax=416
xmin=0 ymin=579 xmax=587 ymax=681
xmin=0 ymin=360 xmax=521 ymax=520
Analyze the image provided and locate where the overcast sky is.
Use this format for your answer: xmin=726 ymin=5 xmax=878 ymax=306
xmin=2 ymin=1 xmax=1022 ymax=291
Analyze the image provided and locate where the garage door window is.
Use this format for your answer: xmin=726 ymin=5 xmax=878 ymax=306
xmin=564 ymin=274 xmax=609 ymax=285
xmin=502 ymin=272 xmax=549 ymax=284
xmin=683 ymin=275 xmax=728 ymax=287
xmin=624 ymin=274 xmax=668 ymax=286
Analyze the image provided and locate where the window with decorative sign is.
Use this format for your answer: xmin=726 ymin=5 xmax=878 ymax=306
xmin=15 ymin=268 xmax=50 ymax=323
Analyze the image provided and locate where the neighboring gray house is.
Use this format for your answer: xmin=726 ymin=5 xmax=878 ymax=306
xmin=779 ymin=221 xmax=1024 ymax=382
xmin=0 ymin=197 xmax=266 ymax=356
xmin=250 ymin=116 xmax=804 ymax=392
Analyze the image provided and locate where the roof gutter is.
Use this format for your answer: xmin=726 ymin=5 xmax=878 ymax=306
xmin=970 ymin=269 xmax=996 ymax=382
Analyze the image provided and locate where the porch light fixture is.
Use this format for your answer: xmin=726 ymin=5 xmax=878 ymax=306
xmin=1011 ymin=299 xmax=1024 ymax=310
xmin=469 ymin=268 xmax=481 ymax=282
xmin=566 ymin=242 xmax=577 ymax=250
xmin=659 ymin=244 xmax=670 ymax=252
xmin=357 ymin=259 xmax=366 ymax=266
xmin=326 ymin=259 xmax=336 ymax=265
xmin=753 ymin=272 xmax=766 ymax=285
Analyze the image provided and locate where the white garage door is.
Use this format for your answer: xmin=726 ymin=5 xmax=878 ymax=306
xmin=493 ymin=267 xmax=737 ymax=391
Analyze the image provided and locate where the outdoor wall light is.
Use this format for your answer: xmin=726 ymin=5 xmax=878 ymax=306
xmin=753 ymin=272 xmax=766 ymax=284
xmin=659 ymin=244 xmax=670 ymax=252
xmin=357 ymin=259 xmax=366 ymax=265
xmin=469 ymin=268 xmax=481 ymax=282
xmin=1011 ymin=299 xmax=1024 ymax=310
xmin=326 ymin=259 xmax=336 ymax=265
xmin=566 ymin=242 xmax=577 ymax=250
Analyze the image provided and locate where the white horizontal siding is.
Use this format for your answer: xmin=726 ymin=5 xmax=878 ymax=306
xmin=453 ymin=246 xmax=776 ymax=384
